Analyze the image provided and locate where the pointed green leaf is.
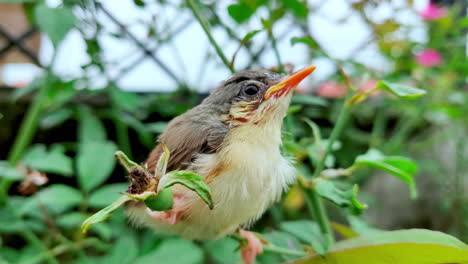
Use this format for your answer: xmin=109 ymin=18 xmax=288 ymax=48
xmin=231 ymin=29 xmax=263 ymax=66
xmin=134 ymin=238 xmax=203 ymax=264
xmin=77 ymin=106 xmax=106 ymax=143
xmin=21 ymin=144 xmax=73 ymax=176
xmin=34 ymin=4 xmax=76 ymax=47
xmin=280 ymin=220 xmax=326 ymax=254
xmin=156 ymin=144 xmax=170 ymax=177
xmin=290 ymin=36 xmax=319 ymax=49
xmin=115 ymin=150 xmax=144 ymax=173
xmin=158 ymin=170 xmax=213 ymax=209
xmin=355 ymin=149 xmax=418 ymax=198
xmin=289 ymin=229 xmax=468 ymax=264
xmin=377 ymin=81 xmax=426 ymax=99
xmin=77 ymin=141 xmax=117 ymax=192
xmin=81 ymin=196 xmax=131 ymax=233
xmin=313 ymin=178 xmax=367 ymax=215
xmin=88 ymin=183 xmax=128 ymax=208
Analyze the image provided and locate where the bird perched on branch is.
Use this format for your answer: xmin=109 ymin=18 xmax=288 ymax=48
xmin=126 ymin=66 xmax=316 ymax=263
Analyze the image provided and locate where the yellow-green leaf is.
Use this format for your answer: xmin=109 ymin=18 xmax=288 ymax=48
xmin=289 ymin=229 xmax=468 ymax=264
xmin=377 ymin=81 xmax=426 ymax=99
xmin=81 ymin=196 xmax=131 ymax=233
xmin=354 ymin=149 xmax=418 ymax=198
xmin=158 ymin=170 xmax=213 ymax=209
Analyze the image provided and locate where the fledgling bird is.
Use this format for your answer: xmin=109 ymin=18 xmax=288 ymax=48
xmin=126 ymin=66 xmax=316 ymax=263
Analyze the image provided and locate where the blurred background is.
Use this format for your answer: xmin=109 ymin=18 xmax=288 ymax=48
xmin=0 ymin=0 xmax=467 ymax=263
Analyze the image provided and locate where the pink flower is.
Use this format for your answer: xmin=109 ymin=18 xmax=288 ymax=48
xmin=420 ymin=2 xmax=447 ymax=21
xmin=316 ymin=81 xmax=347 ymax=98
xmin=415 ymin=49 xmax=443 ymax=67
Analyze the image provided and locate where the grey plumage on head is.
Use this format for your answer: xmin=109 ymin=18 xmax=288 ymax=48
xmin=202 ymin=70 xmax=284 ymax=108
xmin=145 ymin=70 xmax=284 ymax=173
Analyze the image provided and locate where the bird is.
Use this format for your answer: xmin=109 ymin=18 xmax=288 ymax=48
xmin=125 ymin=65 xmax=316 ymax=263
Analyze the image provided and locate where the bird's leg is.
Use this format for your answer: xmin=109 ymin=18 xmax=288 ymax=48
xmin=146 ymin=193 xmax=185 ymax=225
xmin=236 ymin=229 xmax=263 ymax=264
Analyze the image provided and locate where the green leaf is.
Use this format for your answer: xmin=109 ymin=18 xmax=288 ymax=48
xmin=313 ymin=178 xmax=367 ymax=215
xmin=280 ymin=0 xmax=308 ymax=19
xmin=260 ymin=231 xmax=303 ymax=262
xmin=40 ymin=108 xmax=73 ymax=129
xmin=227 ymin=3 xmax=256 ymax=24
xmin=21 ymin=144 xmax=73 ymax=176
xmin=77 ymin=141 xmax=117 ymax=192
xmin=88 ymin=183 xmax=128 ymax=208
xmin=34 ymin=4 xmax=76 ymax=47
xmin=81 ymin=196 xmax=131 ymax=233
xmin=290 ymin=36 xmax=319 ymax=49
xmin=133 ymin=0 xmax=145 ymax=7
xmin=291 ymin=95 xmax=328 ymax=107
xmin=280 ymin=220 xmax=326 ymax=254
xmin=115 ymin=150 xmax=144 ymax=173
xmin=104 ymin=234 xmax=138 ymax=264
xmin=289 ymin=229 xmax=468 ymax=264
xmin=77 ymin=106 xmax=107 ymax=143
xmin=205 ymin=237 xmax=241 ymax=264
xmin=124 ymin=189 xmax=174 ymax=211
xmin=231 ymin=29 xmax=263 ymax=67
xmin=109 ymin=86 xmax=143 ymax=112
xmin=377 ymin=81 xmax=426 ymax=99
xmin=355 ymin=149 xmax=418 ymax=198
xmin=158 ymin=170 xmax=213 ymax=209
xmin=34 ymin=184 xmax=82 ymax=214
xmin=57 ymin=212 xmax=87 ymax=229
xmin=134 ymin=238 xmax=203 ymax=264
xmin=156 ymin=144 xmax=171 ymax=177
xmin=0 ymin=161 xmax=23 ymax=180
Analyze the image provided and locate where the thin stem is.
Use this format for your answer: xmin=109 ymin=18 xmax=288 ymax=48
xmin=115 ymin=150 xmax=144 ymax=172
xmin=302 ymin=99 xmax=352 ymax=251
xmin=313 ymin=103 xmax=350 ymax=179
xmin=1 ymin=51 xmax=58 ymax=203
xmin=115 ymin=120 xmax=132 ymax=157
xmin=187 ymin=0 xmax=235 ymax=73
xmin=269 ymin=30 xmax=284 ymax=72
xmin=301 ymin=185 xmax=334 ymax=249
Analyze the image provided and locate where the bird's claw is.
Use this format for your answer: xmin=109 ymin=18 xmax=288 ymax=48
xmin=238 ymin=229 xmax=263 ymax=264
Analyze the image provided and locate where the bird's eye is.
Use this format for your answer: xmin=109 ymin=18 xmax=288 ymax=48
xmin=243 ymin=85 xmax=259 ymax=96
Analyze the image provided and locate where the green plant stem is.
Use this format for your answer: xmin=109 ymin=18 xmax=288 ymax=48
xmin=187 ymin=0 xmax=235 ymax=73
xmin=302 ymin=185 xmax=334 ymax=250
xmin=313 ymin=103 xmax=351 ymax=178
xmin=115 ymin=118 xmax=132 ymax=157
xmin=370 ymin=106 xmax=386 ymax=148
xmin=303 ymin=100 xmax=352 ymax=251
xmin=269 ymin=31 xmax=284 ymax=72
xmin=0 ymin=76 xmax=51 ymax=203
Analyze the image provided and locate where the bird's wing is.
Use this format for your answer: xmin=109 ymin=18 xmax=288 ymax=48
xmin=145 ymin=109 xmax=228 ymax=174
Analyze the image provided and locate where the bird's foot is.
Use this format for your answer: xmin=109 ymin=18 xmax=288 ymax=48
xmin=146 ymin=194 xmax=185 ymax=225
xmin=238 ymin=229 xmax=263 ymax=264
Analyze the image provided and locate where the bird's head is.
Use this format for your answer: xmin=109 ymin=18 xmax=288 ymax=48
xmin=204 ymin=66 xmax=316 ymax=127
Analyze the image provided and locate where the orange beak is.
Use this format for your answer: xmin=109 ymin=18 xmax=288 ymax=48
xmin=264 ymin=65 xmax=316 ymax=100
